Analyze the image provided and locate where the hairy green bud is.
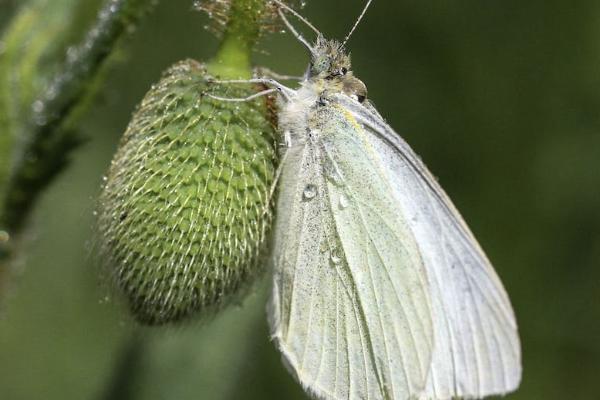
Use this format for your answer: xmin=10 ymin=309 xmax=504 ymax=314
xmin=97 ymin=59 xmax=277 ymax=324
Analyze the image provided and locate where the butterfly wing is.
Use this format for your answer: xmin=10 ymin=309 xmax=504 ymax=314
xmin=337 ymin=94 xmax=522 ymax=398
xmin=269 ymin=95 xmax=521 ymax=400
xmin=269 ymin=110 xmax=435 ymax=399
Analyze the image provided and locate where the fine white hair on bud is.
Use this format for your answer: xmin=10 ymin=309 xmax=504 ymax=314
xmin=96 ymin=59 xmax=278 ymax=325
xmin=194 ymin=0 xmax=306 ymax=37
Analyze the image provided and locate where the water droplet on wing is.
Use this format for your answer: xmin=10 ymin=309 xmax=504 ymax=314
xmin=303 ymin=184 xmax=317 ymax=200
xmin=339 ymin=194 xmax=349 ymax=209
xmin=331 ymin=250 xmax=342 ymax=265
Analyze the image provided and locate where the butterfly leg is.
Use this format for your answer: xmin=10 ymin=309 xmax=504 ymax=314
xmin=262 ymin=146 xmax=290 ymax=217
xmin=209 ymin=78 xmax=295 ymax=102
xmin=206 ymin=88 xmax=278 ymax=102
xmin=254 ymin=66 xmax=304 ymax=82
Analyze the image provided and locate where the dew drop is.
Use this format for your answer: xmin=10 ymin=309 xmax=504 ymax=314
xmin=330 ymin=250 xmax=342 ymax=265
xmin=328 ymin=171 xmax=343 ymax=186
xmin=32 ymin=100 xmax=44 ymax=113
xmin=303 ymin=184 xmax=317 ymax=200
xmin=339 ymin=194 xmax=349 ymax=209
xmin=66 ymin=46 xmax=78 ymax=63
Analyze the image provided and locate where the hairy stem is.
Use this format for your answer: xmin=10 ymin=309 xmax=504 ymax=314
xmin=1 ymin=0 xmax=156 ymax=233
xmin=0 ymin=0 xmax=157 ymax=294
xmin=207 ymin=0 xmax=270 ymax=79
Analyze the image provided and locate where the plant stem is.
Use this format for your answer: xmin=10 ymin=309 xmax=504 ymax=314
xmin=0 ymin=0 xmax=157 ymax=293
xmin=207 ymin=0 xmax=269 ymax=79
xmin=1 ymin=0 xmax=156 ymax=234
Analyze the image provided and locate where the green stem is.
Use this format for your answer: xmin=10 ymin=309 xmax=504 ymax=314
xmin=98 ymin=331 xmax=147 ymax=400
xmin=208 ymin=35 xmax=253 ymax=78
xmin=0 ymin=0 xmax=156 ymax=293
xmin=0 ymin=0 xmax=156 ymax=234
xmin=207 ymin=0 xmax=268 ymax=79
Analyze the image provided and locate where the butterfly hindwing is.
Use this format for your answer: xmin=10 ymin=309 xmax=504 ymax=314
xmin=338 ymin=94 xmax=522 ymax=398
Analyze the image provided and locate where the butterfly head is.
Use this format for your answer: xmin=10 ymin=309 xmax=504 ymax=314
xmin=309 ymin=36 xmax=367 ymax=103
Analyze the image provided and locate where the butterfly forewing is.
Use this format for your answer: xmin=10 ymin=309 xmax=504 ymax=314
xmin=270 ymin=103 xmax=437 ymax=399
xmin=270 ymin=137 xmax=383 ymax=399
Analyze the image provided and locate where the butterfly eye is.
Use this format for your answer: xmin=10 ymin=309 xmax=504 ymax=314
xmin=357 ymin=94 xmax=366 ymax=103
xmin=341 ymin=67 xmax=348 ymax=75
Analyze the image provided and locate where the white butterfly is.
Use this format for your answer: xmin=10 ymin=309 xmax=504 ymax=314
xmin=216 ymin=2 xmax=521 ymax=398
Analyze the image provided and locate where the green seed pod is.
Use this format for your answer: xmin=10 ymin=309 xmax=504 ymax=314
xmin=97 ymin=59 xmax=277 ymax=325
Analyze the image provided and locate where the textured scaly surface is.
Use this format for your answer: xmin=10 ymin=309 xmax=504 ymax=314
xmin=97 ymin=59 xmax=277 ymax=324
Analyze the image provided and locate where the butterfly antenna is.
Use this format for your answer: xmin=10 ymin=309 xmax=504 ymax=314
xmin=342 ymin=0 xmax=374 ymax=47
xmin=272 ymin=0 xmax=321 ymax=35
xmin=277 ymin=8 xmax=314 ymax=53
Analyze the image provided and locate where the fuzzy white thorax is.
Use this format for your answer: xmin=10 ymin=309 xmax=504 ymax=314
xmin=277 ymin=80 xmax=321 ymax=148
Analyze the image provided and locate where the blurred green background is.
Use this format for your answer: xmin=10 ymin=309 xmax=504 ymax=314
xmin=1 ymin=0 xmax=599 ymax=399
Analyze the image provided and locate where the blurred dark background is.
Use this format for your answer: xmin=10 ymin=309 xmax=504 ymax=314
xmin=1 ymin=0 xmax=599 ymax=399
